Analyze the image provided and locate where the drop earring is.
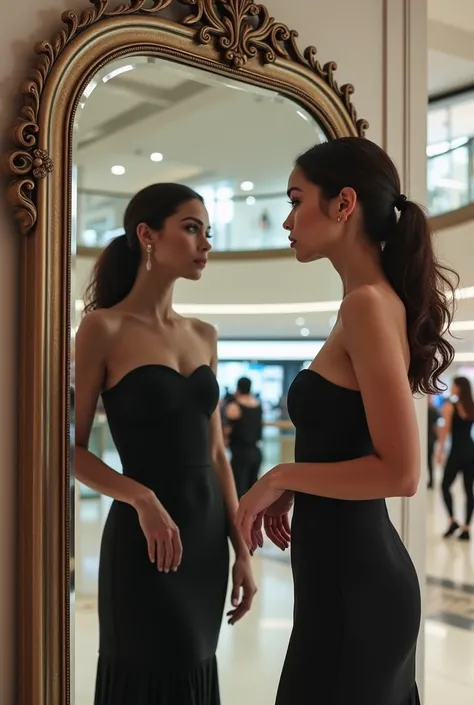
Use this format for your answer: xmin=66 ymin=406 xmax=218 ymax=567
xmin=146 ymin=244 xmax=152 ymax=271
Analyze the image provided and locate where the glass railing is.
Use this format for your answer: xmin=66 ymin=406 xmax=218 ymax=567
xmin=427 ymin=137 xmax=474 ymax=217
xmin=76 ymin=144 xmax=474 ymax=255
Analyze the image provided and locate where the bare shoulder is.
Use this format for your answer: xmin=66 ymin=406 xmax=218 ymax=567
xmin=189 ymin=317 xmax=218 ymax=346
xmin=340 ymin=285 xmax=409 ymax=372
xmin=341 ymin=285 xmax=405 ymax=335
xmin=341 ymin=284 xmax=399 ymax=317
xmin=75 ymin=309 xmax=122 ymax=355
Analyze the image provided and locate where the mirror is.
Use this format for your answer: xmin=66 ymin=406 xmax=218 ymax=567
xmin=5 ymin=2 xmax=365 ymax=703
xmin=72 ymin=55 xmax=328 ymax=705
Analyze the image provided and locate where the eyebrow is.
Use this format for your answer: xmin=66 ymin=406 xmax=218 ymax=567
xmin=181 ymin=216 xmax=211 ymax=231
xmin=287 ymin=187 xmax=303 ymax=197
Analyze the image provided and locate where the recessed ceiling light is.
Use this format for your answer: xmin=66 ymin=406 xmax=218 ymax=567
xmin=111 ymin=165 xmax=125 ymax=175
xmin=246 ymin=196 xmax=256 ymax=206
xmin=150 ymin=152 xmax=163 ymax=162
xmin=296 ymin=317 xmax=305 ymax=326
xmin=300 ymin=327 xmax=310 ymax=337
xmin=240 ymin=181 xmax=254 ymax=191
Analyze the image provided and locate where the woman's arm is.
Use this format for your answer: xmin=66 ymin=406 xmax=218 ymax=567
xmin=74 ymin=312 xmax=153 ymax=508
xmin=270 ymin=288 xmax=420 ymax=500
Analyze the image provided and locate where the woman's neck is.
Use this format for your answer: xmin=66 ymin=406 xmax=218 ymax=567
xmin=120 ymin=267 xmax=177 ymax=320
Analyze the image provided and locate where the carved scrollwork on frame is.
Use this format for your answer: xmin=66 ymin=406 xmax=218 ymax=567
xmin=3 ymin=0 xmax=367 ymax=237
xmin=182 ymin=0 xmax=368 ymax=139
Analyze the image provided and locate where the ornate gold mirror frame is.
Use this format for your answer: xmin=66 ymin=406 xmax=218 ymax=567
xmin=3 ymin=1 xmax=367 ymax=703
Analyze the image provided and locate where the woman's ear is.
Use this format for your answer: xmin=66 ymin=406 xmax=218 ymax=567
xmin=338 ymin=187 xmax=358 ymax=219
xmin=136 ymin=222 xmax=154 ymax=249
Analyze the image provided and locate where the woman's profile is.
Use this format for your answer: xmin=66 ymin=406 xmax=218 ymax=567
xmin=74 ymin=183 xmax=256 ymax=705
xmin=438 ymin=376 xmax=474 ymax=541
xmin=236 ymin=137 xmax=458 ymax=704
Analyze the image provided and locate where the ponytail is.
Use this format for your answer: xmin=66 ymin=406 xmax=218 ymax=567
xmin=381 ymin=201 xmax=458 ymax=394
xmin=83 ymin=234 xmax=140 ymax=313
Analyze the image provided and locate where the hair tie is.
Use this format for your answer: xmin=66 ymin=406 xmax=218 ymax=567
xmin=395 ymin=194 xmax=408 ymax=212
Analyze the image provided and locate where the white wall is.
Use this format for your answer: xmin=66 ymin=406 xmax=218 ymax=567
xmin=0 ymin=1 xmax=428 ymax=703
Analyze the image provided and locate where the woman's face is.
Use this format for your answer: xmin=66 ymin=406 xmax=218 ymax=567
xmin=283 ymin=168 xmax=340 ymax=263
xmin=451 ymin=381 xmax=460 ymax=398
xmin=144 ymin=198 xmax=212 ymax=281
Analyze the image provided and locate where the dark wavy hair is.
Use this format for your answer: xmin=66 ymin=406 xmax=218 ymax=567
xmin=453 ymin=377 xmax=474 ymax=420
xmin=83 ymin=183 xmax=203 ymax=313
xmin=295 ymin=137 xmax=459 ymax=395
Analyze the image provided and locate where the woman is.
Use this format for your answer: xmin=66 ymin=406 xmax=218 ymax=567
xmin=438 ymin=376 xmax=474 ymax=540
xmin=75 ymin=183 xmax=256 ymax=705
xmin=235 ymin=137 xmax=458 ymax=705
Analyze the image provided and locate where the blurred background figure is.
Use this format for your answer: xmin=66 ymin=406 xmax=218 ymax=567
xmin=427 ymin=396 xmax=440 ymax=489
xmin=438 ymin=376 xmax=474 ymax=541
xmin=225 ymin=377 xmax=263 ymax=498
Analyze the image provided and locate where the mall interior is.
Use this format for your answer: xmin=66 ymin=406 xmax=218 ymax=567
xmin=2 ymin=1 xmax=474 ymax=704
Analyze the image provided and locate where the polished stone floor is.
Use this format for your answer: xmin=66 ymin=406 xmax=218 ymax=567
xmin=73 ymin=475 xmax=474 ymax=704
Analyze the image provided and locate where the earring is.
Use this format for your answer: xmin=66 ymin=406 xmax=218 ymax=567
xmin=146 ymin=244 xmax=152 ymax=271
xmin=337 ymin=215 xmax=343 ymax=223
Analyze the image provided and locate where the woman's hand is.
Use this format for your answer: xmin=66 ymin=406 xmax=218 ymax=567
xmin=235 ymin=470 xmax=285 ymax=551
xmin=227 ymin=556 xmax=257 ymax=625
xmin=133 ymin=492 xmax=183 ymax=573
xmin=264 ymin=491 xmax=293 ymax=551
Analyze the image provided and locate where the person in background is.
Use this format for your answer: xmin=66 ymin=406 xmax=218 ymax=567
xmin=225 ymin=377 xmax=263 ymax=498
xmin=427 ymin=396 xmax=440 ymax=489
xmin=438 ymin=376 xmax=474 ymax=541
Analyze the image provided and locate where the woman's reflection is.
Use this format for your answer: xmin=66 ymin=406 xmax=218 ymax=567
xmin=74 ymin=183 xmax=256 ymax=704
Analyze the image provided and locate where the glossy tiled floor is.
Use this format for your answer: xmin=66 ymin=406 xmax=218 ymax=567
xmin=74 ymin=472 xmax=474 ymax=705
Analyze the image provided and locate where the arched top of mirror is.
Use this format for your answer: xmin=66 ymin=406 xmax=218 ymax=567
xmin=4 ymin=0 xmax=368 ymax=239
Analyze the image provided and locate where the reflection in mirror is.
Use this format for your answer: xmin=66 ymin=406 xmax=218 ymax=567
xmin=72 ymin=55 xmax=327 ymax=705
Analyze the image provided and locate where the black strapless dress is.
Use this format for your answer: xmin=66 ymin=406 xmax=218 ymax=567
xmin=276 ymin=370 xmax=421 ymax=705
xmin=93 ymin=364 xmax=229 ymax=705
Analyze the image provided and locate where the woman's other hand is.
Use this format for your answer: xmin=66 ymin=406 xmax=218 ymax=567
xmin=133 ymin=492 xmax=183 ymax=573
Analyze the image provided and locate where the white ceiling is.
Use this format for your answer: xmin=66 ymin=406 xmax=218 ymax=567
xmin=74 ymin=57 xmax=325 ymax=196
xmin=427 ymin=1 xmax=474 ymax=97
xmin=428 ymin=50 xmax=474 ymax=96
xmin=428 ymin=0 xmax=474 ymax=33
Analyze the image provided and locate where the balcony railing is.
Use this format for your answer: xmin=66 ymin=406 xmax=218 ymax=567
xmin=427 ymin=137 xmax=474 ymax=217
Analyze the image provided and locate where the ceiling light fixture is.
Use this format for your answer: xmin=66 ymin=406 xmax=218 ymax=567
xmin=240 ymin=181 xmax=254 ymax=192
xmin=111 ymin=165 xmax=126 ymax=176
xmin=246 ymin=196 xmax=256 ymax=206
xmin=102 ymin=65 xmax=134 ymax=83
xmin=297 ymin=110 xmax=309 ymax=122
xmin=300 ymin=327 xmax=310 ymax=337
xmin=83 ymin=80 xmax=98 ymax=99
xmin=150 ymin=152 xmax=163 ymax=162
xmin=295 ymin=317 xmax=305 ymax=326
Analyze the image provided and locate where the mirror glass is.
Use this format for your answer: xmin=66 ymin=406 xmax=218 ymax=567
xmin=71 ymin=55 xmax=327 ymax=705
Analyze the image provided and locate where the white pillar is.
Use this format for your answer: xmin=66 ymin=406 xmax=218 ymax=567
xmin=383 ymin=0 xmax=428 ymax=697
